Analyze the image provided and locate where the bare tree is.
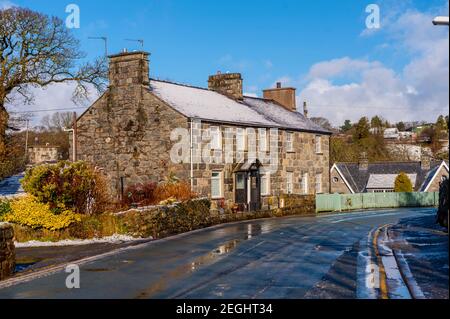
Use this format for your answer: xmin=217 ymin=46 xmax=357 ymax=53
xmin=41 ymin=112 xmax=73 ymax=131
xmin=0 ymin=7 xmax=107 ymax=158
xmin=310 ymin=117 xmax=333 ymax=130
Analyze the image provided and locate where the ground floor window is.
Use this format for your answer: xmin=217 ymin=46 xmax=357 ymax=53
xmin=302 ymin=173 xmax=308 ymax=194
xmin=315 ymin=173 xmax=322 ymax=194
xmin=287 ymin=172 xmax=293 ymax=194
xmin=261 ymin=173 xmax=270 ymax=196
xmin=211 ymin=171 xmax=223 ymax=198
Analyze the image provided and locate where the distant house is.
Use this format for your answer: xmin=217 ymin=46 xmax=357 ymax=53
xmin=383 ymin=128 xmax=399 ymax=140
xmin=27 ymin=144 xmax=60 ymax=165
xmin=330 ymin=157 xmax=449 ymax=193
xmin=398 ymin=131 xmax=414 ymax=140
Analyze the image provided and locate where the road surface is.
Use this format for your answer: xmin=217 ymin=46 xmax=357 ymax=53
xmin=0 ymin=173 xmax=25 ymax=197
xmin=0 ymin=207 xmax=447 ymax=299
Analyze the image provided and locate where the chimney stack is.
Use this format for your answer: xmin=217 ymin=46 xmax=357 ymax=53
xmin=108 ymin=51 xmax=150 ymax=87
xmin=359 ymin=152 xmax=369 ymax=170
xmin=421 ymin=154 xmax=431 ymax=170
xmin=263 ymin=83 xmax=296 ymax=112
xmin=208 ymin=72 xmax=243 ymax=100
xmin=303 ymin=101 xmax=308 ymax=118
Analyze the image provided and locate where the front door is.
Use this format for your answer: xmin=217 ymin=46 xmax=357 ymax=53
xmin=249 ymin=169 xmax=261 ymax=211
xmin=235 ymin=172 xmax=247 ymax=205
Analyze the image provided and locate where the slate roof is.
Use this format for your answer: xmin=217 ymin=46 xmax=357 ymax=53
xmin=366 ymin=174 xmax=417 ymax=189
xmin=149 ymin=79 xmax=331 ymax=134
xmin=334 ymin=161 xmax=448 ymax=192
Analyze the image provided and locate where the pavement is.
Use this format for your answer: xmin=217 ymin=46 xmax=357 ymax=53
xmin=0 ymin=207 xmax=447 ymax=299
xmin=0 ymin=173 xmax=25 ymax=198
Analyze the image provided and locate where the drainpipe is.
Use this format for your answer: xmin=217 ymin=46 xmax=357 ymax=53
xmin=72 ymin=112 xmax=77 ymax=162
xmin=190 ymin=119 xmax=194 ymax=192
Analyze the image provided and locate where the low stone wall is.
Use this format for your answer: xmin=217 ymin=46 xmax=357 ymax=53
xmin=11 ymin=195 xmax=317 ymax=242
xmin=0 ymin=222 xmax=15 ymax=280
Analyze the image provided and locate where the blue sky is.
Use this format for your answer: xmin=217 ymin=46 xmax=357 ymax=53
xmin=2 ymin=0 xmax=449 ymax=126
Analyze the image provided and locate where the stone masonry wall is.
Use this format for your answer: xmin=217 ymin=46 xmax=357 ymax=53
xmin=75 ymin=52 xmax=188 ymax=200
xmin=426 ymin=165 xmax=449 ymax=192
xmin=330 ymin=167 xmax=352 ymax=194
xmin=0 ymin=223 xmax=15 ymax=281
xmin=190 ymin=121 xmax=330 ymax=209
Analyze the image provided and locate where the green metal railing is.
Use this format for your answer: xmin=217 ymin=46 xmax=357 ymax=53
xmin=316 ymin=192 xmax=439 ymax=213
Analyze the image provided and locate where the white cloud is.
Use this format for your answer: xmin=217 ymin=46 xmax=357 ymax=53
xmin=0 ymin=0 xmax=15 ymax=9
xmin=7 ymin=83 xmax=99 ymax=127
xmin=298 ymin=4 xmax=449 ymax=126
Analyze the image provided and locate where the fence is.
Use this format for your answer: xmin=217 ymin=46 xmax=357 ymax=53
xmin=316 ymin=192 xmax=439 ymax=213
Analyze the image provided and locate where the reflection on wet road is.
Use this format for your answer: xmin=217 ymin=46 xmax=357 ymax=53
xmin=0 ymin=207 xmax=442 ymax=299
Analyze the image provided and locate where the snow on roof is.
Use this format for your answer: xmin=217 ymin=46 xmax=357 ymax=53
xmin=243 ymin=97 xmax=329 ymax=133
xmin=149 ymin=79 xmax=330 ymax=133
xmin=366 ymin=173 xmax=417 ymax=189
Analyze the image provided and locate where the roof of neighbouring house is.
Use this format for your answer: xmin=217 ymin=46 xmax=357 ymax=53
xmin=149 ymin=79 xmax=331 ymax=134
xmin=333 ymin=160 xmax=449 ymax=192
xmin=366 ymin=174 xmax=417 ymax=189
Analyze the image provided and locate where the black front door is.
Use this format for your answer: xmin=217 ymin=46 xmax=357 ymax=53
xmin=249 ymin=169 xmax=261 ymax=211
xmin=235 ymin=172 xmax=247 ymax=205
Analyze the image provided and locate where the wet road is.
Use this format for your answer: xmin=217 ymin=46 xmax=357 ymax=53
xmin=0 ymin=173 xmax=25 ymax=197
xmin=0 ymin=207 xmax=445 ymax=299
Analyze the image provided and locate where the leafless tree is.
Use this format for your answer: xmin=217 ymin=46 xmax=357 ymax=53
xmin=0 ymin=7 xmax=107 ymax=158
xmin=41 ymin=112 xmax=73 ymax=131
xmin=310 ymin=117 xmax=333 ymax=131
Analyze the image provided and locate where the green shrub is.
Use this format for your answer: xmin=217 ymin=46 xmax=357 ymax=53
xmin=394 ymin=172 xmax=413 ymax=192
xmin=0 ymin=199 xmax=11 ymax=220
xmin=21 ymin=161 xmax=109 ymax=214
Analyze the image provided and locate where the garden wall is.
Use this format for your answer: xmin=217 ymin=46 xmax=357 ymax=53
xmin=0 ymin=223 xmax=15 ymax=280
xmin=12 ymin=195 xmax=316 ymax=242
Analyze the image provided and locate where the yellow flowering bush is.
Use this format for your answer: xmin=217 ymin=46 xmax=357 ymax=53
xmin=2 ymin=195 xmax=82 ymax=231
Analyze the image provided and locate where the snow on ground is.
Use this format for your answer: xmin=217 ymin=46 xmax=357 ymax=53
xmin=15 ymin=234 xmax=148 ymax=248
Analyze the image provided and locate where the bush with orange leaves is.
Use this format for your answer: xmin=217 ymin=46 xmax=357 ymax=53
xmin=154 ymin=181 xmax=197 ymax=205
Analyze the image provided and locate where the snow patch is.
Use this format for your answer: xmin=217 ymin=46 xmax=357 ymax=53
xmin=15 ymin=234 xmax=148 ymax=248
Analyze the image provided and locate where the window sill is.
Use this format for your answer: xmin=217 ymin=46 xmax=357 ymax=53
xmin=211 ymin=197 xmax=224 ymax=200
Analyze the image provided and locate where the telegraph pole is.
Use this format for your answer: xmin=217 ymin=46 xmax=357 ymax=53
xmin=24 ymin=119 xmax=29 ymax=161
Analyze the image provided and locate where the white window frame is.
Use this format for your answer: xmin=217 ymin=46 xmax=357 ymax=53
xmin=302 ymin=172 xmax=309 ymax=194
xmin=258 ymin=128 xmax=269 ymax=152
xmin=286 ymin=132 xmax=294 ymax=152
xmin=236 ymin=128 xmax=247 ymax=151
xmin=315 ymin=173 xmax=322 ymax=194
xmin=286 ymin=172 xmax=293 ymax=194
xmin=315 ymin=135 xmax=322 ymax=154
xmin=211 ymin=171 xmax=223 ymax=199
xmin=261 ymin=172 xmax=271 ymax=196
xmin=210 ymin=126 xmax=222 ymax=150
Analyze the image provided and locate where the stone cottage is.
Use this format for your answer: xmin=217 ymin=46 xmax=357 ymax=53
xmin=73 ymin=51 xmax=331 ymax=210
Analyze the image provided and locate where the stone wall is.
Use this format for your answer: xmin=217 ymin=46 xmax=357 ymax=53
xmin=0 ymin=222 xmax=15 ymax=281
xmin=330 ymin=167 xmax=352 ymax=194
xmin=426 ymin=164 xmax=449 ymax=192
xmin=190 ymin=121 xmax=330 ymax=209
xmin=74 ymin=51 xmax=188 ymax=200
